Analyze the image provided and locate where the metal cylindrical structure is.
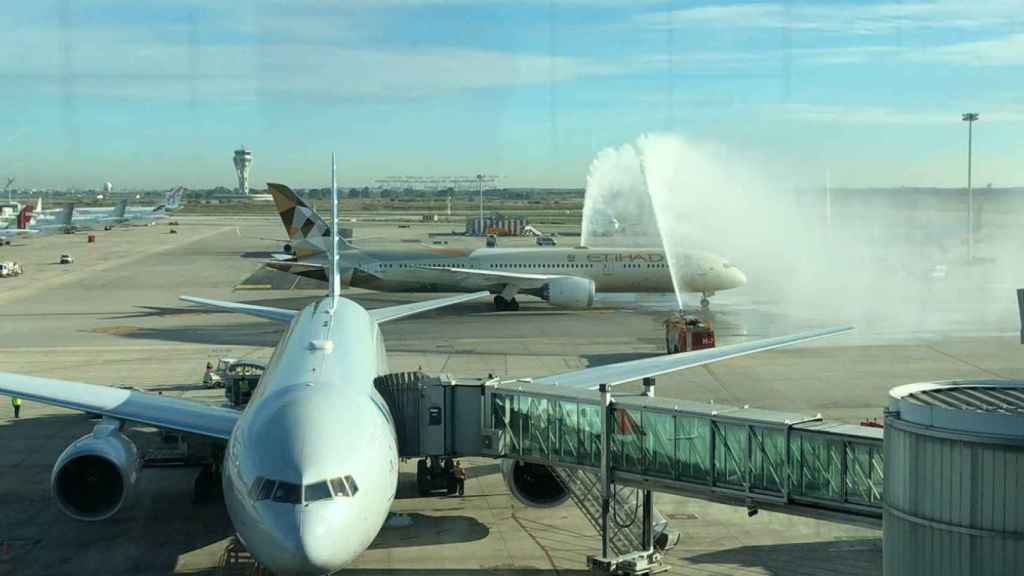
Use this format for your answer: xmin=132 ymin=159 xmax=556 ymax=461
xmin=884 ymin=380 xmax=1024 ymax=575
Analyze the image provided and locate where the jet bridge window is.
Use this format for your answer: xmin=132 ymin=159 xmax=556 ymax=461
xmin=272 ymin=481 xmax=301 ymax=504
xmin=304 ymin=481 xmax=333 ymax=503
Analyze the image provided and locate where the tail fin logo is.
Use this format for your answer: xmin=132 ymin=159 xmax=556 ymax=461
xmin=17 ymin=205 xmax=33 ymax=229
xmin=268 ymin=183 xmax=330 ymax=242
xmin=165 ymin=187 xmax=183 ymax=210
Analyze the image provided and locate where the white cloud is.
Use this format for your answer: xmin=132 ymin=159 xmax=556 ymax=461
xmin=636 ymin=1 xmax=1023 ymax=35
xmin=0 ymin=24 xmax=620 ymax=101
xmin=639 ymin=32 xmax=1024 ymax=70
xmin=781 ymin=104 xmax=1024 ymax=125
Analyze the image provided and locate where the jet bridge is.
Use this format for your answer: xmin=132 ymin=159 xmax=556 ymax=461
xmin=375 ymin=372 xmax=884 ymax=574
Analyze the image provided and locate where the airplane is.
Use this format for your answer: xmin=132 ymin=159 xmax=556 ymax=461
xmin=34 ymin=187 xmax=183 ymax=226
xmin=0 ymin=159 xmax=850 ymax=574
xmin=263 ymin=184 xmax=747 ymax=311
xmin=0 ymin=203 xmax=75 ymax=239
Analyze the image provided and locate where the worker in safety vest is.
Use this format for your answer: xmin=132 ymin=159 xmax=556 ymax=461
xmin=11 ymin=396 xmax=21 ymax=419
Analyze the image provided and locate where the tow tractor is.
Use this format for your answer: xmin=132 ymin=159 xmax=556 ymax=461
xmin=663 ymin=313 xmax=715 ymax=354
xmin=202 ymin=357 xmax=236 ymax=388
xmin=223 ymin=361 xmax=266 ymax=407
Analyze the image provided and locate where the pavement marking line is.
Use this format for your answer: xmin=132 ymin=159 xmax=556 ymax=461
xmin=0 ymin=225 xmax=233 ymax=306
xmin=510 ymin=511 xmax=563 ymax=575
xmin=924 ymin=344 xmax=1006 ymax=379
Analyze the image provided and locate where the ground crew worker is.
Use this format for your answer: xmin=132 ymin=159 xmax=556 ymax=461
xmin=11 ymin=396 xmax=21 ymax=419
xmin=453 ymin=460 xmax=466 ymax=497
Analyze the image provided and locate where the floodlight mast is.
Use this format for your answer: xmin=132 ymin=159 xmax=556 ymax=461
xmin=962 ymin=112 xmax=979 ymax=261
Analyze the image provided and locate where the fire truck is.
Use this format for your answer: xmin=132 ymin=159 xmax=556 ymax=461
xmin=663 ymin=314 xmax=716 ymax=354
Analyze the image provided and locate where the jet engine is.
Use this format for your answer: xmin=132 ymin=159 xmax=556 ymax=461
xmin=540 ymin=277 xmax=595 ymax=309
xmin=51 ymin=422 xmax=140 ymax=521
xmin=500 ymin=460 xmax=569 ymax=508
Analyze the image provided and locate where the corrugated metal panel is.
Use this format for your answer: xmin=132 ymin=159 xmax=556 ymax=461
xmin=884 ymin=414 xmax=1024 ymax=575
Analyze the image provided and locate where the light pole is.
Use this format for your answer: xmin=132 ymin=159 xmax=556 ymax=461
xmin=477 ymin=174 xmax=485 ymax=236
xmin=962 ymin=112 xmax=979 ymax=261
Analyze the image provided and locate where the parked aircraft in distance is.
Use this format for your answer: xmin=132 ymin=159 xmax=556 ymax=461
xmin=265 ymin=184 xmax=746 ymax=311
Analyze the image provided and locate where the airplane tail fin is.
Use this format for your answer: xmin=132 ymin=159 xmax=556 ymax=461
xmin=17 ymin=205 xmax=33 ymax=229
xmin=268 ymin=182 xmax=353 ymax=252
xmin=166 ymin=187 xmax=183 ymax=211
xmin=35 ymin=197 xmax=42 ymax=213
xmin=59 ymin=203 xmax=74 ymax=227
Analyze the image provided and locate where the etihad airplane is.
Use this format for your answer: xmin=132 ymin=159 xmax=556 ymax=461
xmin=264 ymin=184 xmax=747 ymax=311
xmin=0 ymin=161 xmax=849 ymax=574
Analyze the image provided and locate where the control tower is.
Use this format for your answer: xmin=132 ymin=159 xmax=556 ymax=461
xmin=233 ymin=147 xmax=253 ymax=196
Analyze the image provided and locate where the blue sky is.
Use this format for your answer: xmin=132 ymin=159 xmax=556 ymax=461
xmin=1 ymin=0 xmax=1021 ymax=189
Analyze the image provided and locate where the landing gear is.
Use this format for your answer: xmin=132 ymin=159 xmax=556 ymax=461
xmin=192 ymin=460 xmax=222 ymax=504
xmin=416 ymin=456 xmax=458 ymax=496
xmin=493 ymin=296 xmax=520 ymax=311
xmin=700 ymin=296 xmax=711 ymax=311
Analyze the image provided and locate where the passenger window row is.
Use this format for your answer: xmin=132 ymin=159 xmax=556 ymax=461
xmin=250 ymin=474 xmax=359 ymax=504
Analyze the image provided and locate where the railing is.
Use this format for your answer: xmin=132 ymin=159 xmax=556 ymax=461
xmin=487 ymin=385 xmax=884 ymax=519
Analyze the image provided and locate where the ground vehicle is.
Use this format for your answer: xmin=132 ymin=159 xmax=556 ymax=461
xmin=664 ymin=314 xmax=716 ymax=354
xmin=202 ymin=358 xmax=236 ymax=388
xmin=0 ymin=261 xmax=23 ymax=277
xmin=223 ymin=361 xmax=266 ymax=406
xmin=59 ymin=254 xmax=73 ymax=264
xmin=536 ymin=235 xmax=557 ymax=246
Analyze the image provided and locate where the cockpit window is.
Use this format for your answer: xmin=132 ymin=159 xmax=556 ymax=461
xmin=250 ymin=477 xmax=265 ymax=500
xmin=344 ymin=475 xmax=359 ymax=496
xmin=329 ymin=477 xmax=350 ymax=497
xmin=272 ymin=481 xmax=301 ymax=504
xmin=304 ymin=481 xmax=332 ymax=503
xmin=256 ymin=479 xmax=276 ymax=501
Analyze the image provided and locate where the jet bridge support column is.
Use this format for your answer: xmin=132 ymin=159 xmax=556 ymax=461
xmin=599 ymin=383 xmax=612 ymax=560
xmin=640 ymin=378 xmax=655 ymax=552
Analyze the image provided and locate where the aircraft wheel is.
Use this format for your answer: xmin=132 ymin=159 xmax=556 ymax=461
xmin=494 ymin=296 xmax=508 ymax=311
xmin=416 ymin=459 xmax=429 ymax=495
xmin=700 ymin=297 xmax=710 ymax=310
xmin=510 ymin=298 xmax=520 ymax=311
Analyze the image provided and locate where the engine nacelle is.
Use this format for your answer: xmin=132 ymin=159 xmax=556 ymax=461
xmin=282 ymin=242 xmax=293 ymax=255
xmin=541 ymin=277 xmax=595 ymax=309
xmin=500 ymin=460 xmax=569 ymax=508
xmin=51 ymin=422 xmax=140 ymax=521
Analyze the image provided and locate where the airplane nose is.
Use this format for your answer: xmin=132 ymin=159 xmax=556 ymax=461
xmin=297 ymin=506 xmax=351 ymax=574
xmin=729 ymin=267 xmax=748 ymax=288
xmin=250 ymin=504 xmax=351 ymax=576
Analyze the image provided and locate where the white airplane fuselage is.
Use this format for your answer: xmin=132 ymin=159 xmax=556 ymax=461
xmin=296 ymin=246 xmax=747 ymax=298
xmin=222 ymin=297 xmax=398 ymax=575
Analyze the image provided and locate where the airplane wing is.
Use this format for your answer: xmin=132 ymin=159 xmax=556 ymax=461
xmin=533 ymin=326 xmax=853 ymax=389
xmin=409 ymin=265 xmax=560 ymax=290
xmin=370 ymin=291 xmax=491 ymax=323
xmin=181 ymin=295 xmax=297 ymax=323
xmin=0 ymin=373 xmax=238 ymax=439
